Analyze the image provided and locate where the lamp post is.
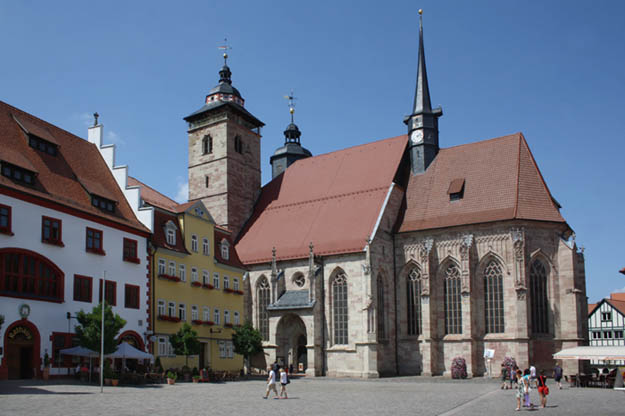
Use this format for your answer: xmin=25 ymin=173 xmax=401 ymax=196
xmin=100 ymin=270 xmax=106 ymax=394
xmin=66 ymin=312 xmax=77 ymax=375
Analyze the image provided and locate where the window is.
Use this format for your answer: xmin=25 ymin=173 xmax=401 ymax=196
xmin=0 ymin=250 xmax=64 ymax=302
xmin=191 ymin=305 xmax=199 ymax=321
xmin=293 ymin=274 xmax=305 ymax=288
xmin=377 ymin=274 xmax=385 ymax=340
xmin=123 ymin=238 xmax=139 ymax=262
xmin=166 ymin=228 xmax=176 ymax=245
xmin=191 ymin=267 xmax=198 ymax=283
xmin=234 ymin=135 xmax=243 ymax=153
xmin=202 ymin=135 xmax=213 ymax=155
xmin=601 ymin=312 xmax=612 ymax=321
xmin=234 ymin=311 xmax=240 ymax=325
xmin=179 ymin=264 xmax=186 ymax=282
xmin=191 ymin=235 xmax=198 ymax=252
xmin=168 ymin=261 xmax=176 ymax=277
xmin=28 ymin=135 xmax=57 ymax=156
xmin=223 ymin=275 xmax=229 ymax=289
xmin=604 ymin=331 xmax=613 ymax=339
xmin=168 ymin=301 xmax=176 ymax=317
xmin=158 ymin=259 xmax=166 ymax=275
xmin=42 ymin=216 xmax=63 ymax=246
xmin=73 ymin=275 xmax=92 ymax=303
xmin=202 ymin=238 xmax=209 ymax=256
xmin=203 ymin=307 xmax=211 ymax=322
xmin=218 ymin=340 xmax=234 ymax=359
xmin=219 ymin=341 xmax=226 ymax=358
xmin=444 ymin=263 xmax=462 ymax=335
xmin=202 ymin=270 xmax=209 ymax=285
xmin=257 ymin=276 xmax=270 ymax=340
xmin=224 ymin=310 xmax=230 ymax=324
xmin=158 ymin=336 xmax=174 ymax=357
xmin=213 ymin=272 xmax=220 ymax=289
xmin=194 ymin=207 xmax=204 ymax=217
xmin=124 ymin=284 xmax=140 ymax=309
xmin=529 ymin=259 xmax=549 ymax=334
xmin=407 ymin=268 xmax=422 ymax=336
xmin=1 ymin=162 xmax=35 ymax=185
xmin=221 ymin=240 xmax=229 ymax=260
xmin=615 ymin=330 xmax=624 ymax=339
xmin=178 ymin=303 xmax=186 ymax=321
xmin=592 ymin=331 xmax=600 ymax=339
xmin=448 ymin=178 xmax=465 ymax=201
xmin=86 ymin=227 xmax=104 ymax=254
xmin=484 ymin=260 xmax=505 ymax=333
xmin=214 ymin=308 xmax=220 ymax=325
xmin=332 ymin=272 xmax=348 ymax=345
xmin=233 ymin=277 xmax=239 ymax=291
xmin=205 ymin=176 xmax=209 ymax=188
xmin=90 ymin=194 xmax=115 ymax=213
xmin=0 ymin=204 xmax=12 ymax=235
xmin=99 ymin=279 xmax=116 ymax=306
xmin=158 ymin=299 xmax=166 ymax=316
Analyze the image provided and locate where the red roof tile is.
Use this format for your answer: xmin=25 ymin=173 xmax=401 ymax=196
xmin=13 ymin=114 xmax=59 ymax=145
xmin=0 ymin=101 xmax=147 ymax=233
xmin=152 ymin=209 xmax=187 ymax=253
xmin=128 ymin=176 xmax=178 ymax=211
xmin=610 ymin=292 xmax=625 ymax=302
xmin=607 ymin=299 xmax=625 ymax=317
xmin=236 ymin=135 xmax=408 ymax=264
xmin=588 ymin=303 xmax=597 ymax=315
xmin=214 ymin=228 xmax=245 ymax=269
xmin=399 ymin=133 xmax=566 ymax=232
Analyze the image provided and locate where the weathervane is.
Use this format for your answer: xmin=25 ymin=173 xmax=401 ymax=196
xmin=218 ymin=38 xmax=232 ymax=65
xmin=283 ymin=89 xmax=297 ymax=123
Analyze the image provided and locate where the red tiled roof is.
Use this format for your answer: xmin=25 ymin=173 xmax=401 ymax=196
xmin=0 ymin=101 xmax=147 ymax=234
xmin=152 ymin=209 xmax=187 ymax=253
xmin=236 ymin=135 xmax=408 ymax=264
xmin=607 ymin=299 xmax=625 ymax=317
xmin=610 ymin=292 xmax=625 ymax=302
xmin=128 ymin=176 xmax=178 ymax=211
xmin=13 ymin=114 xmax=59 ymax=145
xmin=398 ymin=133 xmax=566 ymax=232
xmin=588 ymin=303 xmax=597 ymax=315
xmin=214 ymin=228 xmax=245 ymax=269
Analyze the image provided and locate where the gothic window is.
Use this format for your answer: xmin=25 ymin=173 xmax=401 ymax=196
xmin=377 ymin=274 xmax=386 ymax=340
xmin=332 ymin=272 xmax=349 ymax=345
xmin=444 ymin=263 xmax=462 ymax=335
xmin=257 ymin=277 xmax=270 ymax=341
xmin=530 ymin=259 xmax=549 ymax=334
xmin=483 ymin=260 xmax=505 ymax=333
xmin=407 ymin=267 xmax=422 ymax=336
xmin=202 ymin=135 xmax=212 ymax=155
xmin=234 ymin=135 xmax=243 ymax=153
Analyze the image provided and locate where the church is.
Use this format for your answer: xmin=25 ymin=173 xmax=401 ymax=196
xmin=183 ymin=15 xmax=588 ymax=378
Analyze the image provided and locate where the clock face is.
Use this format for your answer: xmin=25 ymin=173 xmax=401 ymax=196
xmin=410 ymin=130 xmax=424 ymax=145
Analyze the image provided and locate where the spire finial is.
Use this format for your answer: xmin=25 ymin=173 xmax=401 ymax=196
xmin=284 ymin=90 xmax=297 ymax=123
xmin=218 ymin=38 xmax=232 ymax=65
xmin=93 ymin=112 xmax=99 ymax=127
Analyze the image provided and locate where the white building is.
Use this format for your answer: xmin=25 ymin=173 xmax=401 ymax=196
xmin=0 ymin=101 xmax=150 ymax=379
xmin=588 ymin=292 xmax=625 ymax=366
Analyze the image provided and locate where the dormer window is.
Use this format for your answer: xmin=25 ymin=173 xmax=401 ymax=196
xmin=164 ymin=220 xmax=177 ymax=246
xmin=448 ymin=178 xmax=465 ymax=201
xmin=91 ymin=194 xmax=115 ymax=213
xmin=28 ymin=135 xmax=57 ymax=156
xmin=220 ymin=239 xmax=230 ymax=260
xmin=2 ymin=162 xmax=35 ymax=185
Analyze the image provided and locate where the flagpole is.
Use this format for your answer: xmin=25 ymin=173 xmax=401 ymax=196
xmin=100 ymin=270 xmax=106 ymax=393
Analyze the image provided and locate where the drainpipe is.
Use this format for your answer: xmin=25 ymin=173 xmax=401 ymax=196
xmin=393 ymin=233 xmax=399 ymax=376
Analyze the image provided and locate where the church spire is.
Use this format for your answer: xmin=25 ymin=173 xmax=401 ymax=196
xmin=404 ymin=9 xmax=443 ymax=175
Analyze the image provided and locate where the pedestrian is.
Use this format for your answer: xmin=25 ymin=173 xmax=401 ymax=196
xmin=272 ymin=360 xmax=280 ymax=374
xmin=522 ymin=369 xmax=533 ymax=409
xmin=279 ymin=367 xmax=289 ymax=399
xmin=500 ymin=363 xmax=509 ymax=389
xmin=553 ymin=362 xmax=563 ymax=389
xmin=537 ymin=370 xmax=549 ymax=408
xmin=529 ymin=364 xmax=537 ymax=388
xmin=514 ymin=370 xmax=524 ymax=411
xmin=263 ymin=366 xmax=279 ymax=399
xmin=509 ymin=365 xmax=518 ymax=389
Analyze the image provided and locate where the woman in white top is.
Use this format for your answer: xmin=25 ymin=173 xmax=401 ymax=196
xmin=279 ymin=368 xmax=288 ymax=399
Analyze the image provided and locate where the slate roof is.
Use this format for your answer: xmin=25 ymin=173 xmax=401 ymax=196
xmin=0 ymin=101 xmax=148 ymax=234
xmin=183 ymin=100 xmax=264 ymax=127
xmin=398 ymin=133 xmax=566 ymax=232
xmin=235 ymin=135 xmax=409 ymax=264
xmin=267 ymin=290 xmax=315 ymax=310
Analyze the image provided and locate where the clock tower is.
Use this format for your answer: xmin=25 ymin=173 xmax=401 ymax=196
xmin=404 ymin=10 xmax=442 ymax=175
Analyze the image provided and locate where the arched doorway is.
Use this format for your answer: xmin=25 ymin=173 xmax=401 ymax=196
xmin=276 ymin=314 xmax=307 ymax=373
xmin=2 ymin=320 xmax=41 ymax=379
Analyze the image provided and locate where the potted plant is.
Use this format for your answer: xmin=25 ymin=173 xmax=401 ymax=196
xmin=166 ymin=370 xmax=177 ymax=385
xmin=192 ymin=367 xmax=200 ymax=383
xmin=42 ymin=352 xmax=51 ymax=381
xmin=111 ymin=373 xmax=120 ymax=387
xmin=451 ymin=356 xmax=468 ymax=379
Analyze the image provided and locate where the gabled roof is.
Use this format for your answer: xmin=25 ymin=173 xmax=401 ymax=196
xmin=588 ymin=303 xmax=597 ymax=315
xmin=152 ymin=209 xmax=187 ymax=253
xmin=267 ymin=290 xmax=314 ymax=310
xmin=0 ymin=101 xmax=148 ymax=234
xmin=128 ymin=176 xmax=178 ymax=211
xmin=236 ymin=135 xmax=408 ymax=264
xmin=399 ymin=133 xmax=566 ymax=232
xmin=588 ymin=294 xmax=625 ymax=318
xmin=214 ymin=227 xmax=245 ymax=269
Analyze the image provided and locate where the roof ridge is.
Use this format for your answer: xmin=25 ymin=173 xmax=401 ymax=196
xmin=128 ymin=175 xmax=178 ymax=207
xmin=301 ymin=134 xmax=407 ymax=160
xmin=440 ymin=132 xmax=523 ymax=152
xmin=513 ymin=134 xmax=521 ymax=218
xmin=265 ymin=186 xmax=389 ymax=211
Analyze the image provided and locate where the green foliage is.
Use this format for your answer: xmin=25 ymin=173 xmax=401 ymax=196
xmin=192 ymin=367 xmax=199 ymax=376
xmin=74 ymin=302 xmax=127 ymax=355
xmin=103 ymin=360 xmax=114 ymax=379
xmin=232 ymin=321 xmax=263 ymax=359
xmin=166 ymin=370 xmax=177 ymax=380
xmin=169 ymin=323 xmax=201 ymax=366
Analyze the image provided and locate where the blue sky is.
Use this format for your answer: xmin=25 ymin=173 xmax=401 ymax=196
xmin=1 ymin=1 xmax=624 ymax=302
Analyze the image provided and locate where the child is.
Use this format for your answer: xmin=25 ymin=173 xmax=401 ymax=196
xmin=500 ymin=363 xmax=508 ymax=389
xmin=515 ymin=370 xmax=524 ymax=411
xmin=522 ymin=369 xmax=533 ymax=409
xmin=537 ymin=370 xmax=549 ymax=408
xmin=279 ymin=368 xmax=288 ymax=399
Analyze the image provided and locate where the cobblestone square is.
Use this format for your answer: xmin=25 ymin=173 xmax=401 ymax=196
xmin=1 ymin=377 xmax=623 ymax=416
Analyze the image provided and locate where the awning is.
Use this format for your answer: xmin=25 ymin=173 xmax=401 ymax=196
xmin=59 ymin=346 xmax=99 ymax=357
xmin=106 ymin=342 xmax=153 ymax=360
xmin=553 ymin=346 xmax=625 ymax=361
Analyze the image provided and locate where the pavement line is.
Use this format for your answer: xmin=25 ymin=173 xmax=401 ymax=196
xmin=436 ymin=388 xmax=500 ymax=416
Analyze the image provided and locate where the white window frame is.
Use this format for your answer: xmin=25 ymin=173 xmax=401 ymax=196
xmin=219 ymin=340 xmax=226 ymax=358
xmin=191 ymin=234 xmax=198 ymax=252
xmin=213 ymin=272 xmax=220 ymax=289
xmin=191 ymin=267 xmax=198 ymax=283
xmin=214 ymin=308 xmax=220 ymax=325
xmin=223 ymin=275 xmax=229 ymax=289
xmin=220 ymin=239 xmax=229 ymax=260
xmin=157 ymin=299 xmax=166 ymax=316
xmin=202 ymin=270 xmax=209 ymax=285
xmin=168 ymin=301 xmax=176 ymax=317
xmin=158 ymin=259 xmax=166 ymax=275
xmin=224 ymin=310 xmax=230 ymax=324
xmin=179 ymin=303 xmax=186 ymax=321
xmin=202 ymin=238 xmax=209 ymax=256
xmin=191 ymin=305 xmax=199 ymax=321
xmin=203 ymin=306 xmax=210 ymax=322
xmin=234 ymin=311 xmax=240 ymax=325
xmin=168 ymin=261 xmax=176 ymax=277
xmin=179 ymin=264 xmax=186 ymax=282
xmin=233 ymin=278 xmax=239 ymax=291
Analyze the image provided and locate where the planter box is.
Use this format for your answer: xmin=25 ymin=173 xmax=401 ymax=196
xmin=159 ymin=274 xmax=181 ymax=283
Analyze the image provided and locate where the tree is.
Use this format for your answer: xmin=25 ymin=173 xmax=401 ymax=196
xmin=232 ymin=321 xmax=263 ymax=375
xmin=74 ymin=302 xmax=126 ymax=354
xmin=169 ymin=323 xmax=201 ymax=367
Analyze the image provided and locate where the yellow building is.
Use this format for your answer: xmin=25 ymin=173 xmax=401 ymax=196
xmin=129 ymin=177 xmax=245 ymax=372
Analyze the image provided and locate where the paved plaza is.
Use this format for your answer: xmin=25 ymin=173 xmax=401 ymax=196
xmin=0 ymin=377 xmax=623 ymax=416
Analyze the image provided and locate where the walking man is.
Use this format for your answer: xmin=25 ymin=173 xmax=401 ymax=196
xmin=263 ymin=366 xmax=279 ymax=399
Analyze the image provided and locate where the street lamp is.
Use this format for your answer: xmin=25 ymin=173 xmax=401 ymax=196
xmin=66 ymin=312 xmax=77 ymax=375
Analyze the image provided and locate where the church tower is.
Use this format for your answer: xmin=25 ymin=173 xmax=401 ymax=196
xmin=184 ymin=51 xmax=264 ymax=237
xmin=270 ymin=94 xmax=312 ymax=178
xmin=404 ymin=10 xmax=443 ymax=174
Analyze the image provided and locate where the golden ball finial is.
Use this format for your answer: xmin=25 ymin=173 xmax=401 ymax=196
xmin=289 ymin=107 xmax=294 ymax=114
xmin=418 ymin=9 xmax=423 ymax=15
xmin=223 ymin=52 xmax=228 ymax=59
